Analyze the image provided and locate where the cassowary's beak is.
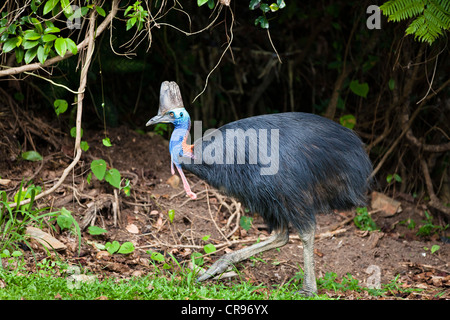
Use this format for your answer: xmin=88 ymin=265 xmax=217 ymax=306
xmin=146 ymin=113 xmax=171 ymax=126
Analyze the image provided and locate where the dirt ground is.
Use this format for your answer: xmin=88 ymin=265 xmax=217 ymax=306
xmin=1 ymin=123 xmax=449 ymax=300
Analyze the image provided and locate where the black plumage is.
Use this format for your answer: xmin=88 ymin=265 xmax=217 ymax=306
xmin=147 ymin=81 xmax=373 ymax=296
xmin=182 ymin=112 xmax=372 ymax=234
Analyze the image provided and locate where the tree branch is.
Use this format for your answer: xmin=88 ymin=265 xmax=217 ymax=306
xmin=8 ymin=5 xmax=100 ymax=208
xmin=0 ymin=0 xmax=119 ymax=78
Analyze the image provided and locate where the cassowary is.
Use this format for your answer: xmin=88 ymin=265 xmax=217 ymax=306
xmin=146 ymin=81 xmax=372 ymax=296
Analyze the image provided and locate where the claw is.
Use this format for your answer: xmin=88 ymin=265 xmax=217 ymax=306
xmin=296 ymin=288 xmax=317 ymax=297
xmin=196 ymin=258 xmax=232 ymax=282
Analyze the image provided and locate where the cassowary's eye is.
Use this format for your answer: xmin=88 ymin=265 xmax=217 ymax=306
xmin=169 ymin=112 xmax=174 ymax=117
xmin=180 ymin=112 xmax=183 ymax=117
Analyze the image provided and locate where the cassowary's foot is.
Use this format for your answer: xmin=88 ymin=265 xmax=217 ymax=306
xmin=197 ymin=257 xmax=232 ymax=282
xmin=187 ymin=191 xmax=197 ymax=199
xmin=296 ymin=287 xmax=317 ymax=297
xmin=197 ymin=230 xmax=290 ymax=282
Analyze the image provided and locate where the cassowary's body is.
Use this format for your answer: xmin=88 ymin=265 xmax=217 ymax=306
xmin=147 ymin=81 xmax=372 ymax=296
xmin=182 ymin=112 xmax=371 ymax=234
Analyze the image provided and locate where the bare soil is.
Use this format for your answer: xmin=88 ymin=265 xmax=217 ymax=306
xmin=1 ymin=123 xmax=449 ymax=300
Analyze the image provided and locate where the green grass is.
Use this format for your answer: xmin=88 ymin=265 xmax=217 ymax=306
xmin=0 ymin=264 xmax=322 ymax=300
xmin=0 ymin=256 xmax=425 ymax=300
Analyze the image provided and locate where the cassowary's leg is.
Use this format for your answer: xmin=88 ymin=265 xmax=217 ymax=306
xmin=298 ymin=227 xmax=318 ymax=296
xmin=197 ymin=228 xmax=289 ymax=282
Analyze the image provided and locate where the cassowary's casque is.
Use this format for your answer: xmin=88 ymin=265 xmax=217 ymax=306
xmin=146 ymin=81 xmax=372 ymax=296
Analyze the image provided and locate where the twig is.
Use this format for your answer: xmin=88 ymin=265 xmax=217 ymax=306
xmin=420 ymin=159 xmax=450 ymax=216
xmin=23 ymin=71 xmax=82 ymax=94
xmin=266 ymin=29 xmax=282 ymax=64
xmin=113 ymin=189 xmax=120 ymax=227
xmin=205 ymin=186 xmax=230 ymax=244
xmin=193 ymin=5 xmax=234 ymax=103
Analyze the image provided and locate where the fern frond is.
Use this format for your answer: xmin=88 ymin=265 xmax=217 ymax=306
xmin=380 ymin=0 xmax=426 ymax=22
xmin=381 ymin=0 xmax=450 ymax=44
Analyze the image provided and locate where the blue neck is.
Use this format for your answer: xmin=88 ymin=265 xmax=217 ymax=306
xmin=169 ymin=112 xmax=192 ymax=163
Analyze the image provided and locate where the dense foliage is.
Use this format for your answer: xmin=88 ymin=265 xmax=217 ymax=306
xmin=0 ymin=1 xmax=449 ymax=219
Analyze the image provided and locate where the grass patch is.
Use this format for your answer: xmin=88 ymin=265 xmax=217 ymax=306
xmin=0 ymin=255 xmax=425 ymax=300
xmin=0 ymin=257 xmax=323 ymax=300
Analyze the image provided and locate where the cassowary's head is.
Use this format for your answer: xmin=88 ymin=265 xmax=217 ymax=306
xmin=146 ymin=81 xmax=189 ymax=127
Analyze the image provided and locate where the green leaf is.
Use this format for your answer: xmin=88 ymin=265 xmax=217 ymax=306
xmin=150 ymin=251 xmax=165 ymax=263
xmin=124 ymin=5 xmax=133 ymax=17
xmin=57 ymin=210 xmax=74 ymax=230
xmin=37 ymin=45 xmax=47 ymax=64
xmin=105 ymin=168 xmax=121 ymax=188
xmin=42 ymin=34 xmax=57 ymax=42
xmin=118 ymin=242 xmax=135 ymax=254
xmin=269 ymin=3 xmax=279 ymax=12
xmin=339 ymin=114 xmax=356 ymax=130
xmin=260 ymin=3 xmax=270 ymax=13
xmin=393 ymin=173 xmax=402 ymax=182
xmin=197 ymin=0 xmax=208 ymax=6
xmin=3 ymin=37 xmax=20 ymax=53
xmin=44 ymin=26 xmax=60 ymax=34
xmin=31 ymin=0 xmax=39 ymax=13
xmin=31 ymin=18 xmax=43 ymax=33
xmin=240 ymin=216 xmax=253 ymax=231
xmin=22 ymin=40 xmax=39 ymax=50
xmin=105 ymin=241 xmax=120 ymax=254
xmin=91 ymin=159 xmax=107 ymax=180
xmin=70 ymin=127 xmax=83 ymax=138
xmin=388 ymin=78 xmax=395 ymax=91
xmin=11 ymin=250 xmax=23 ymax=257
xmin=60 ymin=0 xmax=71 ymax=15
xmin=430 ymin=244 xmax=440 ymax=254
xmin=23 ymin=31 xmax=41 ymax=40
xmin=102 ymin=137 xmax=112 ymax=147
xmin=54 ymin=99 xmax=68 ymax=115
xmin=203 ymin=243 xmax=216 ymax=254
xmin=1 ymin=249 xmax=10 ymax=258
xmin=65 ymin=38 xmax=77 ymax=55
xmin=277 ymin=0 xmax=286 ymax=9
xmin=255 ymin=16 xmax=269 ymax=29
xmin=202 ymin=235 xmax=211 ymax=241
xmin=21 ymin=150 xmax=43 ymax=162
xmin=96 ymin=6 xmax=106 ymax=17
xmin=349 ymin=80 xmax=369 ymax=98
xmin=43 ymin=0 xmax=59 ymax=15
xmin=80 ymin=141 xmax=89 ymax=152
xmin=88 ymin=225 xmax=107 ymax=235
xmin=15 ymin=47 xmax=24 ymax=63
xmin=54 ymin=37 xmax=67 ymax=57
xmin=86 ymin=172 xmax=92 ymax=184
xmin=191 ymin=252 xmax=204 ymax=266
xmin=168 ymin=209 xmax=175 ymax=223
xmin=249 ymin=0 xmax=261 ymax=10
xmin=126 ymin=17 xmax=137 ymax=30
xmin=386 ymin=174 xmax=393 ymax=183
